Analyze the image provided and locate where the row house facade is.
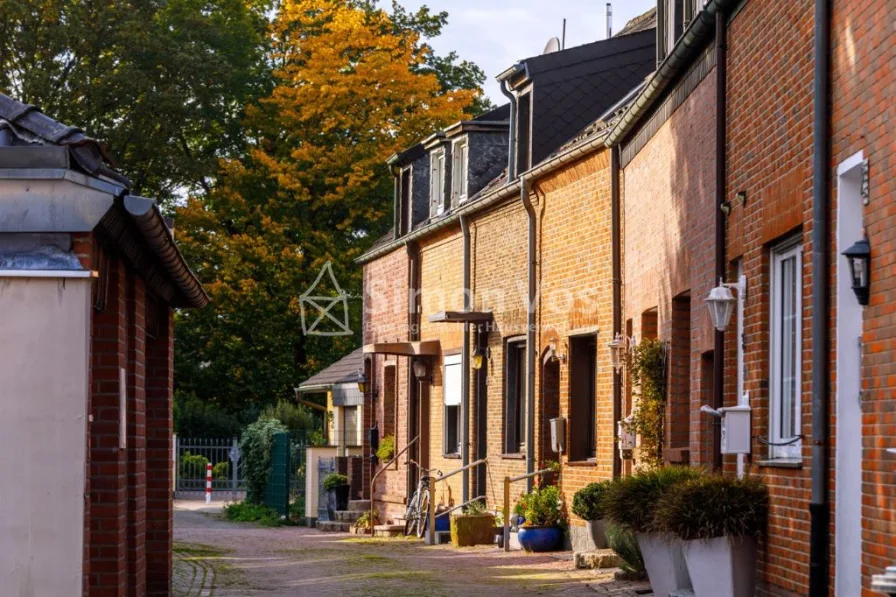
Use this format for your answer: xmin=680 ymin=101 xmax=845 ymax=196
xmin=359 ymin=0 xmax=894 ymax=594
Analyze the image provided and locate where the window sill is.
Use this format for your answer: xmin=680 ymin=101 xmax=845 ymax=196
xmin=501 ymin=453 xmax=525 ymax=460
xmin=566 ymin=460 xmax=597 ymax=467
xmin=756 ymin=458 xmax=802 ymax=469
xmin=442 ymin=453 xmax=461 ymax=459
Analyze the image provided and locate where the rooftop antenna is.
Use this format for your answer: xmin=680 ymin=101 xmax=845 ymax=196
xmin=606 ymin=2 xmax=613 ymax=38
xmin=562 ymin=18 xmax=567 ymax=50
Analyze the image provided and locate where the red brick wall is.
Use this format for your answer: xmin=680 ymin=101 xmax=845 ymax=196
xmin=622 ymin=66 xmax=717 ymax=471
xmin=363 ymin=247 xmax=412 ymax=523
xmin=725 ymin=0 xmax=817 ymax=594
xmin=830 ymin=0 xmax=896 ymax=594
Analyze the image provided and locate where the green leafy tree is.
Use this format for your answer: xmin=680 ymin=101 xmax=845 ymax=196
xmin=175 ymin=0 xmax=480 ymax=411
xmin=0 ymin=0 xmax=271 ymax=200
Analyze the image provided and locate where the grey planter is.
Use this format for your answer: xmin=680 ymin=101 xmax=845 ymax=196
xmin=636 ymin=532 xmax=691 ymax=597
xmin=585 ymin=519 xmax=608 ymax=550
xmin=682 ymin=536 xmax=757 ymax=597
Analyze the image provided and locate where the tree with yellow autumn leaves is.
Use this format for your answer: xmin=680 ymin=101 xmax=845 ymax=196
xmin=175 ymin=0 xmax=485 ymax=411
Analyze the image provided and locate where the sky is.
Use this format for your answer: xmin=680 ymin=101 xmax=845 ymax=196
xmin=401 ymin=0 xmax=657 ymax=103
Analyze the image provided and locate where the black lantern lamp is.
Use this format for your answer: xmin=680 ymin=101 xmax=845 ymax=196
xmin=471 ymin=346 xmax=491 ymax=370
xmin=412 ymin=359 xmax=432 ymax=383
xmin=356 ymin=369 xmax=370 ymax=395
xmin=842 ymin=238 xmax=871 ymax=306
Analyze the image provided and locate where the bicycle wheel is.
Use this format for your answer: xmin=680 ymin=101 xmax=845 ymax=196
xmin=404 ymin=491 xmax=419 ymax=537
xmin=416 ymin=489 xmax=430 ymax=539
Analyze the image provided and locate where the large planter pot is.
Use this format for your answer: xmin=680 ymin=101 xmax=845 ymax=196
xmin=450 ymin=514 xmax=496 ymax=547
xmin=326 ymin=485 xmax=350 ymax=521
xmin=518 ymin=525 xmax=563 ymax=553
xmin=682 ymin=536 xmax=757 ymax=597
xmin=637 ymin=532 xmax=691 ymax=597
xmin=585 ymin=519 xmax=608 ymax=550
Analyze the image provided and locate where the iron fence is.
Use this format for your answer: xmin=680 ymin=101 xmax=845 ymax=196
xmin=175 ymin=436 xmax=243 ymax=499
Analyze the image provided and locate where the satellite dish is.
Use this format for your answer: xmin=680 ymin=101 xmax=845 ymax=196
xmin=543 ymin=37 xmax=561 ymax=54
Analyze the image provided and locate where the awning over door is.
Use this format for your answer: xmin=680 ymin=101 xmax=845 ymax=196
xmin=362 ymin=340 xmax=441 ymax=357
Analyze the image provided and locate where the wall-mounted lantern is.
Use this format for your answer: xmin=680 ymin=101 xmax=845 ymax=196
xmin=607 ymin=333 xmax=628 ymax=372
xmin=842 ymin=238 xmax=871 ymax=306
xmin=356 ymin=369 xmax=371 ymax=396
xmin=412 ymin=359 xmax=432 ymax=383
xmin=471 ymin=346 xmax=491 ymax=370
xmin=705 ymin=275 xmax=747 ymax=332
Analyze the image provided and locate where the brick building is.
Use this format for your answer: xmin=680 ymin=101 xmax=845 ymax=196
xmin=0 ymin=94 xmax=207 ymax=596
xmin=359 ymin=19 xmax=656 ymax=547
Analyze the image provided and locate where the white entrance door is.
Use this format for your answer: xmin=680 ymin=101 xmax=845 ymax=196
xmin=835 ymin=151 xmax=865 ymax=597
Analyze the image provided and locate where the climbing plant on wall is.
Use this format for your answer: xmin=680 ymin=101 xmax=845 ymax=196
xmin=628 ymin=338 xmax=667 ymax=470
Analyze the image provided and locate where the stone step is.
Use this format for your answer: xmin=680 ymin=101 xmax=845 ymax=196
xmin=669 ymin=590 xmax=696 ymax=597
xmin=373 ymin=524 xmax=406 ymax=538
xmin=348 ymin=500 xmax=370 ymax=511
xmin=334 ymin=510 xmax=363 ymax=522
xmin=316 ymin=520 xmax=351 ymax=533
xmin=574 ymin=549 xmax=623 ymax=570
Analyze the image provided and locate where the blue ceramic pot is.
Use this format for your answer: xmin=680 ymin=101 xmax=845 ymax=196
xmin=435 ymin=514 xmax=450 ymax=532
xmin=517 ymin=525 xmax=563 ymax=552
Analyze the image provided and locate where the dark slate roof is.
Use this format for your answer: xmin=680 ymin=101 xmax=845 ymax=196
xmin=551 ymin=80 xmax=647 ymax=156
xmin=527 ymin=28 xmax=657 ymax=164
xmin=617 ymin=7 xmax=658 ymax=37
xmin=367 ymin=230 xmax=395 ymax=253
xmin=297 ymin=347 xmax=364 ymax=390
xmin=473 ymin=102 xmax=511 ymax=122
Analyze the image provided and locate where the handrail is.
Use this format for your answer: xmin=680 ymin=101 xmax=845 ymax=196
xmin=502 ymin=467 xmax=555 ymax=552
xmin=433 ymin=495 xmax=487 ymax=519
xmin=369 ymin=435 xmax=419 ymax=531
xmin=427 ymin=458 xmax=488 ymax=545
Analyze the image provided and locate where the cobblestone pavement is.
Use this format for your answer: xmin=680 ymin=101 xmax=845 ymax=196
xmin=173 ymin=507 xmax=652 ymax=596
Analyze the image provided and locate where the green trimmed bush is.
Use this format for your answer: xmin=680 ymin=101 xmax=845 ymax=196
xmin=212 ymin=461 xmax=230 ymax=480
xmin=322 ymin=472 xmax=349 ymax=491
xmin=179 ymin=452 xmax=209 ymax=479
xmin=224 ymin=501 xmax=283 ymax=526
xmin=572 ymin=481 xmax=611 ymax=521
xmin=603 ymin=466 xmax=703 ymax=533
xmin=654 ymin=474 xmax=769 ymax=540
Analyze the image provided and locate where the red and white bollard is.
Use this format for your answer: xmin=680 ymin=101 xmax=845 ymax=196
xmin=205 ymin=462 xmax=213 ymax=505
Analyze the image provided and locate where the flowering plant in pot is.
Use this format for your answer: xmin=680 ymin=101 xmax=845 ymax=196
xmin=322 ymin=473 xmax=350 ymax=521
xmin=514 ymin=484 xmax=565 ymax=552
xmin=572 ymin=480 xmax=611 ymax=550
xmin=603 ymin=466 xmax=702 ymax=597
xmin=654 ymin=474 xmax=768 ymax=597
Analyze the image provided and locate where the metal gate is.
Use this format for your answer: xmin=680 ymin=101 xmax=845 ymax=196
xmin=174 ymin=436 xmax=244 ymax=499
xmin=317 ymin=456 xmax=336 ymax=521
xmin=290 ymin=430 xmax=309 ymax=509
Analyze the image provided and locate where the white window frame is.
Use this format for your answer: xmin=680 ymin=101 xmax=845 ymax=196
xmin=442 ymin=353 xmax=462 ymax=456
xmin=451 ymin=137 xmax=469 ymax=205
xmin=430 ymin=149 xmax=446 ymax=216
xmin=769 ymin=239 xmax=803 ymax=460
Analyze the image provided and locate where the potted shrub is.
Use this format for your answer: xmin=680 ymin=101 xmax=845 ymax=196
xmin=450 ymin=500 xmax=496 ymax=547
xmin=655 ymin=474 xmax=768 ymax=597
xmin=572 ymin=480 xmax=611 ymax=549
xmin=514 ymin=484 xmax=565 ymax=552
xmin=322 ymin=473 xmax=350 ymax=521
xmin=603 ymin=466 xmax=702 ymax=597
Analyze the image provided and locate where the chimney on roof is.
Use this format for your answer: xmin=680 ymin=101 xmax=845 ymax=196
xmin=606 ymin=3 xmax=613 ymax=38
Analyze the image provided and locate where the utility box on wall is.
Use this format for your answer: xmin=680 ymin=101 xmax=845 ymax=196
xmin=550 ymin=417 xmax=566 ymax=454
xmin=720 ymin=405 xmax=751 ymax=454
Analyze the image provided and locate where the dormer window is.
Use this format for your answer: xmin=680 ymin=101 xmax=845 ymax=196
xmin=451 ymin=138 xmax=469 ymax=204
xmin=429 ymin=148 xmax=445 ymax=216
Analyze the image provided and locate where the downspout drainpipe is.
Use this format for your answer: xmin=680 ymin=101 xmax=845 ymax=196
xmin=406 ymin=241 xmax=420 ymax=492
xmin=521 ymin=175 xmax=537 ymax=491
xmin=460 ymin=215 xmax=472 ymax=504
xmin=712 ymin=9 xmax=728 ymax=472
xmin=610 ymin=145 xmax=622 ymax=479
xmin=809 ymin=0 xmax=831 ymax=593
xmin=500 ymin=80 xmax=518 ymax=181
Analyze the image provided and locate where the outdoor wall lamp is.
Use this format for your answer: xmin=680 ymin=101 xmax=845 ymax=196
xmin=412 ymin=359 xmax=432 ymax=383
xmin=546 ymin=344 xmax=567 ymax=364
xmin=705 ymin=275 xmax=747 ymax=332
xmin=607 ymin=333 xmax=629 ymax=373
xmin=471 ymin=346 xmax=491 ymax=370
xmin=356 ymin=369 xmax=376 ymax=398
xmin=842 ymin=237 xmax=871 ymax=306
